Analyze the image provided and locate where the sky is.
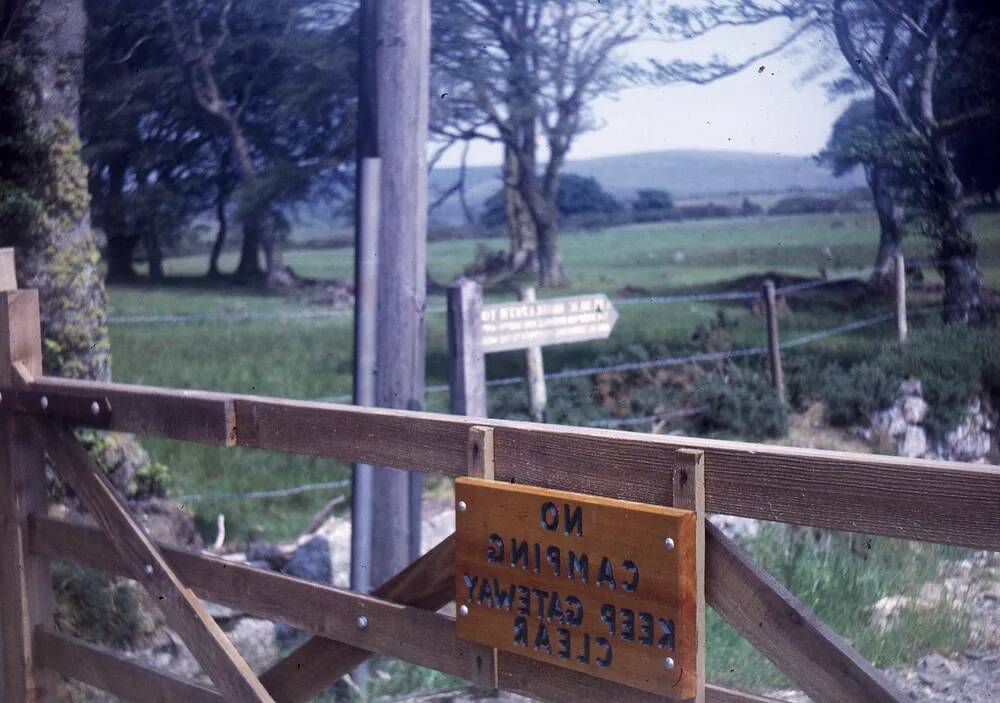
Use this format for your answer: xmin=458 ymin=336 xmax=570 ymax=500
xmin=435 ymin=16 xmax=855 ymax=168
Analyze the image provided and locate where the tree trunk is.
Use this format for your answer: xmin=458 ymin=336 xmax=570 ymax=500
xmin=535 ymin=193 xmax=567 ymax=287
xmin=107 ymin=233 xmax=140 ymax=281
xmin=929 ymin=134 xmax=982 ymax=324
xmin=503 ymin=145 xmax=537 ymax=272
xmin=871 ymin=163 xmax=904 ymax=281
xmin=236 ymin=216 xmax=264 ymax=281
xmin=0 ymin=0 xmax=151 ymax=493
xmin=104 ymin=156 xmax=139 ymax=280
xmin=144 ymin=227 xmax=163 ymax=280
xmin=209 ymin=193 xmax=228 ymax=277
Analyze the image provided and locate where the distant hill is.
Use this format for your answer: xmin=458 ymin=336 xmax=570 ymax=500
xmin=428 ymin=149 xmax=866 ymax=225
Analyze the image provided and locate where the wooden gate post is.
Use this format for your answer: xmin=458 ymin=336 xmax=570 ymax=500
xmin=0 ymin=248 xmax=57 ymax=702
xmin=673 ymin=449 xmax=706 ymax=703
xmin=762 ymin=280 xmax=785 ymax=403
xmin=518 ymin=287 xmax=547 ymax=422
xmin=447 ymin=278 xmax=486 ymax=417
xmin=895 ymin=252 xmax=907 ymax=346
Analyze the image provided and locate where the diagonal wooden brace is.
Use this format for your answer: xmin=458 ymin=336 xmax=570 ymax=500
xmin=705 ymin=523 xmax=905 ymax=703
xmin=259 ymin=532 xmax=456 ymax=701
xmin=32 ymin=421 xmax=274 ymax=703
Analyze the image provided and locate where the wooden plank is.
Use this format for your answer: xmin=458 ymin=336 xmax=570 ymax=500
xmin=20 ymin=377 xmax=1000 ymax=550
xmin=0 ymin=287 xmax=56 ymax=703
xmin=27 ymin=376 xmax=234 ymax=445
xmin=455 ymin=477 xmax=698 ymax=698
xmin=447 ymin=278 xmax=486 ymax=417
xmin=497 ymin=653 xmax=783 ymax=703
xmin=0 ymin=248 xmax=16 ymax=290
xmin=29 ymin=517 xmax=496 ymax=694
xmin=673 ymin=449 xmax=706 ymax=703
xmin=34 ymin=627 xmax=223 ymax=703
xmin=228 ymin=394 xmax=1000 ymax=550
xmin=32 ymin=423 xmax=273 ymax=703
xmin=705 ymin=522 xmax=904 ymax=703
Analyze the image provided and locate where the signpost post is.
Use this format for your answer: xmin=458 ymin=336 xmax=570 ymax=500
xmin=454 ymin=478 xmax=703 ymax=700
xmin=446 ymin=279 xmax=619 ymax=421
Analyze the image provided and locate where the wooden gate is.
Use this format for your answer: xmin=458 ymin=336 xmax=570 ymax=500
xmin=2 ymin=252 xmax=999 ymax=702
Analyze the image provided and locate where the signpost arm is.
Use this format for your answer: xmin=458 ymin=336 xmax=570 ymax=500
xmin=447 ymin=279 xmax=487 ymax=417
xmin=673 ymin=449 xmax=706 ymax=703
xmin=519 ymin=287 xmax=547 ymax=422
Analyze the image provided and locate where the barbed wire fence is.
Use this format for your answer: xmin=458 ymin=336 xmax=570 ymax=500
xmin=163 ymin=258 xmax=956 ymax=504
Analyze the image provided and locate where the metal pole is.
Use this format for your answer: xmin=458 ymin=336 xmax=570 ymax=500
xmin=350 ymin=0 xmax=379 ymax=601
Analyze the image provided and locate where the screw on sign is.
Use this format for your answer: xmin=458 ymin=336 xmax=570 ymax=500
xmin=454 ymin=478 xmax=702 ymax=699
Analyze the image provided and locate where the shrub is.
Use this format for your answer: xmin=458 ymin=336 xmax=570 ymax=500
xmin=768 ymin=195 xmax=840 ymax=215
xmin=52 ymin=561 xmax=141 ymax=648
xmin=478 ymin=174 xmax=621 ymax=228
xmin=892 ymin=325 xmax=1000 ymax=437
xmin=693 ymin=365 xmax=787 ymax=440
xmin=633 ymin=189 xmax=674 ymax=212
xmin=822 ymin=361 xmax=899 ymax=427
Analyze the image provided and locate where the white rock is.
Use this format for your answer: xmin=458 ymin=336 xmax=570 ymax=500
xmin=900 ymin=426 xmax=928 ymax=458
xmin=902 ymin=396 xmax=928 ymax=424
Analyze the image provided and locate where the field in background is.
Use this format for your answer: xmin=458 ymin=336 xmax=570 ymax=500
xmin=113 ymin=210 xmax=1000 ymax=539
xmin=107 ymin=210 xmax=998 ymax=693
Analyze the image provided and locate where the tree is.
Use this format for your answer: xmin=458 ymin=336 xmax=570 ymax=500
xmin=0 ymin=0 xmax=151 ymax=490
xmin=634 ymin=189 xmax=675 ymax=213
xmin=827 ymin=0 xmax=999 ymax=322
xmin=480 ymin=173 xmax=620 ymax=227
xmin=433 ymin=0 xmax=806 ymax=287
xmin=820 ymin=98 xmax=909 ymax=278
xmin=153 ymin=0 xmax=355 ymax=286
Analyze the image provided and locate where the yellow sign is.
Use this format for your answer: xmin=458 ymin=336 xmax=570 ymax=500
xmin=454 ymin=478 xmax=698 ymax=698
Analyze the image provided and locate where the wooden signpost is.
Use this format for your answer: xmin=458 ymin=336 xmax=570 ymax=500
xmin=454 ymin=478 xmax=702 ymax=700
xmin=447 ymin=280 xmax=619 ymax=420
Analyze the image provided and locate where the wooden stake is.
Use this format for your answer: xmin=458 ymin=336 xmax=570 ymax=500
xmin=0 ymin=249 xmax=56 ymax=702
xmin=519 ymin=287 xmax=547 ymax=422
xmin=673 ymin=449 xmax=706 ymax=703
xmin=465 ymin=426 xmax=499 ymax=689
xmin=895 ymin=252 xmax=908 ymax=346
xmin=467 ymin=426 xmax=495 ymax=480
xmin=763 ymin=280 xmax=785 ymax=403
xmin=447 ymin=278 xmax=486 ymax=417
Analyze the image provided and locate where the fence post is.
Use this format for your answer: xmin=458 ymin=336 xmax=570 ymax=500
xmin=447 ymin=278 xmax=486 ymax=417
xmin=518 ymin=286 xmax=547 ymax=422
xmin=763 ymin=280 xmax=785 ymax=403
xmin=895 ymin=252 xmax=908 ymax=346
xmin=0 ymin=248 xmax=57 ymax=701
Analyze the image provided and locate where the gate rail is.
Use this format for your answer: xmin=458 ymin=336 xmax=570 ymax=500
xmin=2 ymin=249 xmax=998 ymax=703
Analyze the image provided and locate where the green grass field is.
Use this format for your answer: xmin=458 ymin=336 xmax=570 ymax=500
xmin=107 ymin=210 xmax=998 ymax=694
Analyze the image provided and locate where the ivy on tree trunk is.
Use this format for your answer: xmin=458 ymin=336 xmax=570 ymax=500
xmin=0 ymin=0 xmax=153 ymax=495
